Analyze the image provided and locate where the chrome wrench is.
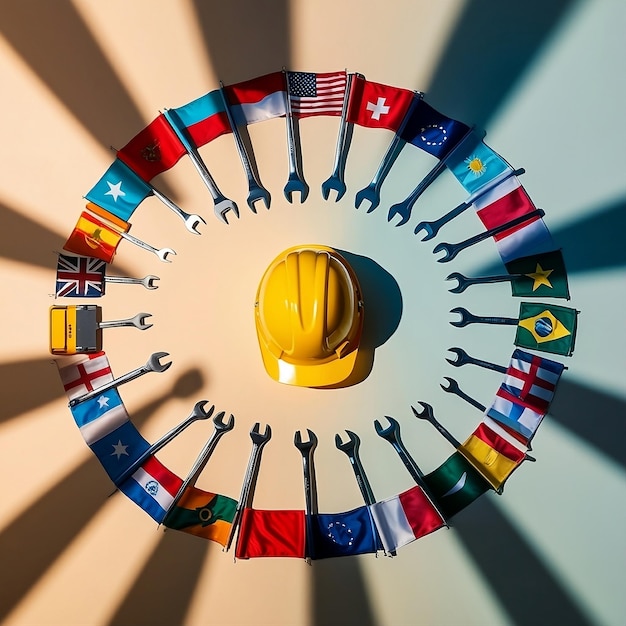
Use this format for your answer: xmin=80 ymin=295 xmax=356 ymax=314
xmin=105 ymin=275 xmax=160 ymax=290
xmin=449 ymin=306 xmax=518 ymax=328
xmin=440 ymin=377 xmax=486 ymax=412
xmin=445 ymin=347 xmax=507 ymax=374
xmin=283 ymin=71 xmax=309 ymax=203
xmin=98 ymin=312 xmax=152 ymax=330
xmin=118 ymin=230 xmax=176 ymax=262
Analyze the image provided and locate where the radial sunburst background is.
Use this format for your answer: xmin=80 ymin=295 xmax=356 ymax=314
xmin=1 ymin=1 xmax=625 ymax=625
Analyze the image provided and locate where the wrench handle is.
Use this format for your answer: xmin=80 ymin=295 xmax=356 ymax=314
xmin=349 ymin=456 xmax=376 ymax=506
xmin=68 ymin=366 xmax=146 ymax=407
xmin=390 ymin=441 xmax=425 ymax=483
xmin=466 ymin=356 xmax=507 ymax=374
xmin=329 ymin=72 xmax=355 ymax=174
xmin=150 ymin=184 xmax=191 ymax=220
xmin=471 ymin=315 xmax=518 ymax=326
xmin=459 ymin=208 xmax=545 ymax=249
xmin=425 ymin=416 xmax=462 ymax=450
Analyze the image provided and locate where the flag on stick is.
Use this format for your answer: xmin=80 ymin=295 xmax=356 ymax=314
xmin=170 ymin=90 xmax=231 ymax=147
xmin=69 ymin=388 xmax=129 ymax=446
xmin=57 ymin=352 xmax=113 ymax=401
xmin=505 ymin=250 xmax=570 ymax=299
xmin=56 ymin=254 xmax=106 ymax=298
xmin=223 ymin=72 xmax=287 ymax=126
xmin=286 ymin=71 xmax=347 ymax=117
xmin=515 ymin=302 xmax=578 ymax=356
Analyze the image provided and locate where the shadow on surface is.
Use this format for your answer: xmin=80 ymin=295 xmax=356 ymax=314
xmin=0 ymin=368 xmax=203 ymax=621
xmin=426 ymin=0 xmax=579 ymax=128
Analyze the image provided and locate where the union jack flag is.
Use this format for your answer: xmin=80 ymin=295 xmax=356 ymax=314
xmin=56 ymin=253 xmax=106 ymax=298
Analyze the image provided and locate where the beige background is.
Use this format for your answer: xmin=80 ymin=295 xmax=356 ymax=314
xmin=1 ymin=1 xmax=625 ymax=625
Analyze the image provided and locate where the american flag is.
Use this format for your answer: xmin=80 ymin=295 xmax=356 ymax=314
xmin=286 ymin=71 xmax=346 ymax=117
xmin=56 ymin=253 xmax=106 ymax=298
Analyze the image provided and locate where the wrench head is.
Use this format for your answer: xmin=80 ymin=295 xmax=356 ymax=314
xmin=132 ymin=312 xmax=153 ymax=330
xmin=432 ymin=242 xmax=455 ymax=263
xmin=445 ymin=347 xmax=467 ymax=367
xmin=440 ymin=376 xmax=460 ymax=395
xmin=294 ymin=428 xmax=318 ymax=452
xmin=247 ymin=188 xmax=271 ymax=213
xmin=354 ymin=186 xmax=379 ymax=212
xmin=334 ymin=429 xmax=360 ymax=453
xmin=144 ymin=275 xmax=160 ymax=290
xmin=250 ymin=422 xmax=272 ymax=445
xmin=193 ymin=400 xmax=215 ymax=419
xmin=147 ymin=351 xmax=172 ymax=373
xmin=213 ymin=411 xmax=235 ymax=432
xmin=445 ymin=273 xmax=466 ymax=294
xmin=214 ymin=199 xmax=239 ymax=225
xmin=449 ymin=307 xmax=471 ymax=328
xmin=321 ymin=177 xmax=346 ymax=202
xmin=157 ymin=248 xmax=176 ymax=263
xmin=373 ymin=416 xmax=400 ymax=440
xmin=413 ymin=221 xmax=436 ymax=241
xmin=284 ymin=178 xmax=309 ymax=204
xmin=184 ymin=214 xmax=206 ymax=235
xmin=411 ymin=402 xmax=435 ymax=421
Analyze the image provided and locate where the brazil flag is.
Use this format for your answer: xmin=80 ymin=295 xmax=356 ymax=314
xmin=515 ymin=302 xmax=578 ymax=356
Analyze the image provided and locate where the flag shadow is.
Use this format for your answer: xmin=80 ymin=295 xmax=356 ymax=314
xmin=425 ymin=0 xmax=579 ymax=128
xmin=0 ymin=368 xmax=203 ymax=621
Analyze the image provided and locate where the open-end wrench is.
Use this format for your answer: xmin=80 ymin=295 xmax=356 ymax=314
xmin=98 ymin=312 xmax=152 ymax=331
xmin=69 ymin=351 xmax=171 ymax=407
xmin=354 ymin=93 xmax=421 ymax=212
xmin=446 ymin=272 xmax=523 ymax=294
xmin=225 ymin=422 xmax=272 ymax=552
xmin=105 ymin=275 xmax=160 ymax=290
xmin=411 ymin=402 xmax=461 ymax=449
xmin=218 ymin=85 xmax=271 ymax=213
xmin=387 ymin=126 xmax=479 ymax=227
xmin=433 ymin=208 xmax=545 ymax=263
xmin=321 ymin=73 xmax=354 ymax=202
xmin=161 ymin=108 xmax=239 ymax=225
xmin=413 ymin=167 xmax=525 ymax=241
xmin=163 ymin=411 xmax=235 ymax=521
xmin=335 ymin=429 xmax=376 ymax=506
xmin=440 ymin=377 xmax=486 ymax=412
xmin=373 ymin=416 xmax=447 ymax=524
xmin=294 ymin=429 xmax=318 ymax=560
xmin=449 ymin=306 xmax=517 ymax=328
xmin=118 ymin=230 xmax=176 ymax=263
xmin=114 ymin=400 xmax=216 ymax=487
xmin=283 ymin=72 xmax=309 ymax=203
xmin=446 ymin=347 xmax=507 ymax=374
xmin=150 ymin=185 xmax=206 ymax=235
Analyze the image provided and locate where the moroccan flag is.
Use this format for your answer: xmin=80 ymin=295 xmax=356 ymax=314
xmin=69 ymin=388 xmax=129 ymax=446
xmin=57 ymin=352 xmax=113 ymax=400
xmin=347 ymin=75 xmax=414 ymax=132
xmin=223 ymin=72 xmax=287 ymax=126
xmin=516 ymin=302 xmax=578 ymax=356
xmin=458 ymin=420 xmax=527 ymax=492
xmin=310 ymin=506 xmax=382 ymax=559
xmin=89 ymin=420 xmax=151 ymax=483
xmin=505 ymin=250 xmax=570 ymax=299
xmin=235 ymin=508 xmax=306 ymax=559
xmin=423 ymin=452 xmax=491 ymax=518
xmin=56 ymin=253 xmax=106 ymax=298
xmin=170 ymin=90 xmax=231 ymax=147
xmin=286 ymin=71 xmax=347 ymax=117
xmin=398 ymin=99 xmax=470 ymax=158
xmin=85 ymin=159 xmax=153 ymax=222
xmin=119 ymin=456 xmax=183 ymax=523
xmin=446 ymin=132 xmax=513 ymax=194
xmin=370 ymin=485 xmax=446 ymax=554
xmin=117 ymin=114 xmax=187 ymax=181
xmin=163 ymin=486 xmax=237 ymax=546
xmin=63 ymin=207 xmax=129 ymax=264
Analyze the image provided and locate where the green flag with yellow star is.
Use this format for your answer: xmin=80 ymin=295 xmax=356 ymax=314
xmin=505 ymin=250 xmax=570 ymax=299
xmin=515 ymin=302 xmax=578 ymax=356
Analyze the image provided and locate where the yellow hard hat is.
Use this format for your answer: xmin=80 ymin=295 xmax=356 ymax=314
xmin=255 ymin=245 xmax=364 ymax=387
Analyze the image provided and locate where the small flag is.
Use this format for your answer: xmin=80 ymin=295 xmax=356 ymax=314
xmin=170 ymin=90 xmax=231 ymax=147
xmin=286 ymin=71 xmax=347 ymax=117
xmin=446 ymin=133 xmax=513 ymax=194
xmin=505 ymin=250 xmax=570 ymax=299
xmin=310 ymin=505 xmax=382 ymax=559
xmin=458 ymin=420 xmax=527 ymax=492
xmin=57 ymin=352 xmax=113 ymax=400
xmin=69 ymin=388 xmax=129 ymax=446
xmin=163 ymin=486 xmax=237 ymax=547
xmin=370 ymin=485 xmax=446 ymax=554
xmin=235 ymin=508 xmax=306 ymax=559
xmin=223 ymin=72 xmax=287 ymax=126
xmin=516 ymin=302 xmax=578 ymax=356
xmin=56 ymin=253 xmax=106 ymax=298
xmin=89 ymin=420 xmax=151 ymax=483
xmin=423 ymin=452 xmax=491 ymax=518
xmin=347 ymin=75 xmax=414 ymax=132
xmin=117 ymin=114 xmax=187 ymax=181
xmin=398 ymin=99 xmax=470 ymax=158
xmin=118 ymin=455 xmax=183 ymax=523
xmin=63 ymin=206 xmax=129 ymax=264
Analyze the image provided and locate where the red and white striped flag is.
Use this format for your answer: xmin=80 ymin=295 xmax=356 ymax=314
xmin=286 ymin=71 xmax=347 ymax=117
xmin=57 ymin=352 xmax=113 ymax=400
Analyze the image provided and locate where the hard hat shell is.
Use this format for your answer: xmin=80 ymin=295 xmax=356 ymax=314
xmin=255 ymin=245 xmax=364 ymax=387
